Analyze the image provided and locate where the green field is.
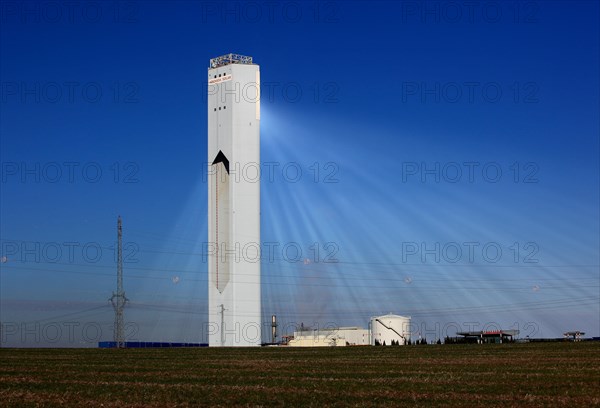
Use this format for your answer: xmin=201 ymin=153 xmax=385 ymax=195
xmin=1 ymin=343 xmax=599 ymax=407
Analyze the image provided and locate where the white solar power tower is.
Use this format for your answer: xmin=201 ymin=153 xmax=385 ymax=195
xmin=207 ymin=54 xmax=261 ymax=346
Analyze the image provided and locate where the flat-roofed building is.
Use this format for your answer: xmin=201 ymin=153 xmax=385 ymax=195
xmin=287 ymin=327 xmax=370 ymax=347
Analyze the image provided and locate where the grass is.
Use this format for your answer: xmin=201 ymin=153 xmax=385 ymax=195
xmin=1 ymin=342 xmax=599 ymax=407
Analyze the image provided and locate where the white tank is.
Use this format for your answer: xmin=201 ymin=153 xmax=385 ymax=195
xmin=370 ymin=314 xmax=411 ymax=345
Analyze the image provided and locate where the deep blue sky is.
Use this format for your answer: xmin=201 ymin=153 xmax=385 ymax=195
xmin=1 ymin=1 xmax=598 ymax=346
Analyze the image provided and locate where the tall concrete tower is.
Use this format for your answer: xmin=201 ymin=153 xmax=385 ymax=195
xmin=207 ymin=54 xmax=261 ymax=346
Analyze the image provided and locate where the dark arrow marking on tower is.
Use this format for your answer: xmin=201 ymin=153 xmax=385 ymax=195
xmin=212 ymin=150 xmax=230 ymax=174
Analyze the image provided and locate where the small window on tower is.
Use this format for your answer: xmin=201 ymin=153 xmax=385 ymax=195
xmin=219 ymin=107 xmax=221 ymax=110
xmin=223 ymin=106 xmax=226 ymax=109
xmin=214 ymin=75 xmax=216 ymax=78
xmin=214 ymin=108 xmax=216 ymax=111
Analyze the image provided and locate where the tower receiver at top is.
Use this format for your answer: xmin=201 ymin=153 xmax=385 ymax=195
xmin=210 ymin=53 xmax=253 ymax=68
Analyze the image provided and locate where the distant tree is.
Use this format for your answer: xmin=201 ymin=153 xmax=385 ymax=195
xmin=437 ymin=339 xmax=442 ymax=345
xmin=375 ymin=339 xmax=380 ymax=346
xmin=383 ymin=340 xmax=386 ymax=346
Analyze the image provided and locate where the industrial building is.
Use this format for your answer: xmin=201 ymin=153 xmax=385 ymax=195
xmin=287 ymin=327 xmax=370 ymax=347
xmin=207 ymin=54 xmax=261 ymax=346
xmin=456 ymin=330 xmax=520 ymax=344
xmin=285 ymin=314 xmax=412 ymax=347
xmin=99 ymin=342 xmax=207 ymax=348
xmin=284 ymin=317 xmax=533 ymax=347
xmin=563 ymin=331 xmax=585 ymax=341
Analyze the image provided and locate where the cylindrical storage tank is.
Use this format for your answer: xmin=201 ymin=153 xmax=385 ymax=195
xmin=370 ymin=314 xmax=411 ymax=345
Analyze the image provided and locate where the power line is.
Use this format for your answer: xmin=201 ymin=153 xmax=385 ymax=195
xmin=2 ymin=237 xmax=598 ymax=269
xmin=2 ymin=260 xmax=598 ymax=284
xmin=8 ymin=305 xmax=111 ymax=325
xmin=2 ymin=264 xmax=598 ymax=292
xmin=124 ymin=296 xmax=599 ymax=318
